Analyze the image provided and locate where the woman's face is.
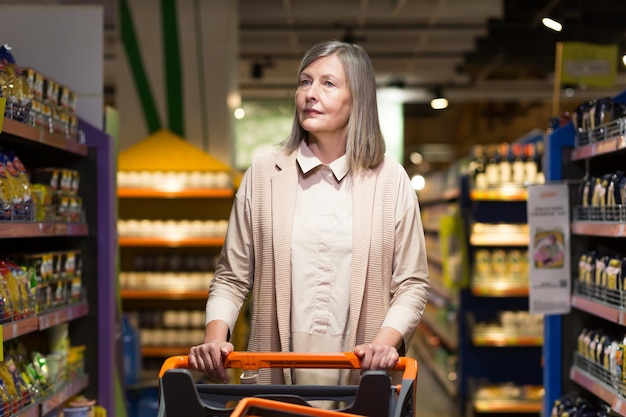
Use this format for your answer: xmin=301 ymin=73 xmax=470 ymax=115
xmin=296 ymin=54 xmax=352 ymax=142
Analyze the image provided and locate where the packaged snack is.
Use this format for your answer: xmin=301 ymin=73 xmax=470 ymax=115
xmin=591 ymin=176 xmax=607 ymax=208
xmin=474 ymin=249 xmax=491 ymax=276
xmin=594 ymin=97 xmax=613 ymax=127
xmin=0 ymin=44 xmax=31 ymax=123
xmin=595 ymin=254 xmax=609 ymax=288
xmin=491 ymin=249 xmax=507 ymax=275
xmin=605 ymin=257 xmax=623 ymax=291
xmin=609 ymin=340 xmax=621 ymax=389
xmin=3 ymin=153 xmax=32 ymax=220
xmin=0 ymin=155 xmax=22 ymax=220
xmin=605 ymin=171 xmax=623 ymax=221
xmin=5 ymin=262 xmax=35 ymax=318
xmin=583 ymin=251 xmax=596 ymax=284
xmin=507 ymin=249 xmax=525 ymax=277
xmin=30 ymin=183 xmax=51 ymax=222
xmin=0 ymin=261 xmax=24 ymax=320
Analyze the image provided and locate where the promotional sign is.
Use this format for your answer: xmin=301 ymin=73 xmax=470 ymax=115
xmin=527 ymin=183 xmax=571 ymax=315
xmin=560 ymin=42 xmax=618 ymax=88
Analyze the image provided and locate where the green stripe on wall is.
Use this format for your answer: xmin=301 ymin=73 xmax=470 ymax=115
xmin=120 ymin=0 xmax=162 ymax=133
xmin=194 ymin=0 xmax=209 ymax=151
xmin=161 ymin=0 xmax=185 ymax=137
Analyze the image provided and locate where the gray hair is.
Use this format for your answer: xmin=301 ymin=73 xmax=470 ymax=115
xmin=279 ymin=41 xmax=386 ymax=172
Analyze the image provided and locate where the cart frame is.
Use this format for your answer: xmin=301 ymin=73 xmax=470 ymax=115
xmin=157 ymin=352 xmax=418 ymax=417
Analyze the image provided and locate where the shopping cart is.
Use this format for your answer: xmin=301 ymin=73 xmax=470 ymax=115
xmin=157 ymin=352 xmax=418 ymax=417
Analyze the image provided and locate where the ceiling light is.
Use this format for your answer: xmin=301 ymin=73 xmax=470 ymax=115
xmin=411 ymin=175 xmax=425 ymax=191
xmin=622 ymin=54 xmax=626 ymax=67
xmin=430 ymin=87 xmax=448 ymax=110
xmin=542 ymin=17 xmax=562 ymax=32
xmin=409 ymin=151 xmax=423 ymax=165
xmin=431 ymin=97 xmax=448 ymax=110
xmin=234 ymin=107 xmax=245 ymax=119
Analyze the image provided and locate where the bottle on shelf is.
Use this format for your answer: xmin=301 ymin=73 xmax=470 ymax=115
xmin=470 ymin=144 xmax=487 ymax=190
xmin=485 ymin=144 xmax=501 ymax=187
xmin=524 ymin=143 xmax=537 ymax=185
xmin=511 ymin=143 xmax=526 ymax=185
xmin=499 ymin=142 xmax=512 ymax=184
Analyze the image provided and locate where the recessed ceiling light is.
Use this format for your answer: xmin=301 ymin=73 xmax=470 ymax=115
xmin=431 ymin=97 xmax=448 ymax=110
xmin=542 ymin=17 xmax=562 ymax=32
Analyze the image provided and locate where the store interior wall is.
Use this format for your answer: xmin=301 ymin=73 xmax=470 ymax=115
xmin=0 ymin=5 xmax=104 ymax=129
xmin=116 ymin=0 xmax=238 ymax=168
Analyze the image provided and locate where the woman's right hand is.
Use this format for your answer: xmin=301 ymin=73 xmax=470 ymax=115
xmin=188 ymin=341 xmax=234 ymax=383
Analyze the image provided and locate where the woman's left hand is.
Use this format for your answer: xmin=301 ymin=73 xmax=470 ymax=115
xmin=353 ymin=343 xmax=399 ymax=371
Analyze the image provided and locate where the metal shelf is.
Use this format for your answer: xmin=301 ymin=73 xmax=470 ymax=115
xmin=121 ymin=289 xmax=208 ymax=300
xmin=470 ymin=186 xmax=528 ymax=201
xmin=572 ymin=116 xmax=626 ymax=159
xmin=571 ymin=281 xmax=626 ymax=325
xmin=0 ymin=222 xmax=88 ymax=239
xmin=472 ymin=274 xmax=529 ymax=297
xmin=118 ymin=236 xmax=225 ymax=247
xmin=118 ymin=187 xmax=234 ymax=198
xmin=421 ymin=309 xmax=458 ymax=351
xmin=1 ymin=118 xmax=88 ymax=156
xmin=410 ymin=331 xmax=457 ymax=398
xmin=2 ymin=302 xmax=88 ymax=341
xmin=570 ymin=353 xmax=626 ymax=416
xmin=470 ymin=223 xmax=529 ymax=246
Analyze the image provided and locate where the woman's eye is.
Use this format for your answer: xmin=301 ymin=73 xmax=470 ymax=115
xmin=300 ymin=79 xmax=311 ymax=86
xmin=325 ymin=80 xmax=335 ymax=87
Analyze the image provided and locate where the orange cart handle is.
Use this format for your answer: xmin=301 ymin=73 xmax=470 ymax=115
xmin=159 ymin=352 xmax=417 ymax=382
xmin=230 ymin=397 xmax=365 ymax=417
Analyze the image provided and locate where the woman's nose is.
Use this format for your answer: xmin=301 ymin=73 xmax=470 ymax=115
xmin=305 ymin=82 xmax=319 ymax=100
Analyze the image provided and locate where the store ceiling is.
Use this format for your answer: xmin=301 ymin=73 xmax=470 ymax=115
xmin=4 ymin=0 xmax=626 ymax=168
xmin=239 ymin=0 xmax=626 ymax=102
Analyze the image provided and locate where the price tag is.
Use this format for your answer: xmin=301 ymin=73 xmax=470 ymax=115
xmin=0 ymin=98 xmax=5 ymax=133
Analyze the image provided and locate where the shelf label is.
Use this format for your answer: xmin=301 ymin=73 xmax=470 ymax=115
xmin=0 ymin=98 xmax=5 ymax=133
xmin=527 ymin=183 xmax=571 ymax=315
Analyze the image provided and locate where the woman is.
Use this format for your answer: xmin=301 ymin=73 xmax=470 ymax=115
xmin=188 ymin=40 xmax=430 ymax=387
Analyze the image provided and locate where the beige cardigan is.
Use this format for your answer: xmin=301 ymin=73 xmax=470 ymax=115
xmin=246 ymin=150 xmax=406 ymax=385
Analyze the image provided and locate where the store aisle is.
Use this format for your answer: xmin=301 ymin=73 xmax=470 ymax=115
xmin=413 ymin=359 xmax=460 ymax=417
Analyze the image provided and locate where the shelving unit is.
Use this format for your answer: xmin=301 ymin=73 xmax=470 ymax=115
xmin=459 ymin=162 xmax=544 ymax=415
xmin=117 ymin=185 xmax=234 ymax=373
xmin=414 ymin=166 xmax=465 ymax=404
xmin=0 ymin=118 xmax=115 ymax=415
xmin=116 ymin=130 xmax=246 ymax=394
xmin=542 ymin=90 xmax=626 ymax=416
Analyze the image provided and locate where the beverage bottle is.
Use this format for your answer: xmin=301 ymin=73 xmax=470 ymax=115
xmin=511 ymin=143 xmax=525 ymax=185
xmin=524 ymin=143 xmax=537 ymax=184
xmin=499 ymin=142 xmax=512 ymax=184
xmin=472 ymin=145 xmax=487 ymax=189
xmin=485 ymin=144 xmax=501 ymax=187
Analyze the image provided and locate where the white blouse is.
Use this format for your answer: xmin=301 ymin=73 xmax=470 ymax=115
xmin=290 ymin=142 xmax=352 ymax=385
